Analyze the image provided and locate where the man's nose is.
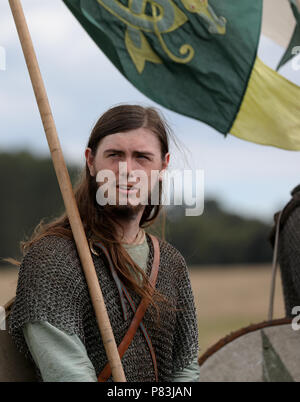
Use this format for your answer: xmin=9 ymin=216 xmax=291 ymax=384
xmin=125 ymin=157 xmax=133 ymax=175
xmin=118 ymin=158 xmax=136 ymax=182
xmin=125 ymin=157 xmax=139 ymax=180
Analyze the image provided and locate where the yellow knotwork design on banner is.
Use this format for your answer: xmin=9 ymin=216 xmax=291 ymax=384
xmin=97 ymin=0 xmax=227 ymax=73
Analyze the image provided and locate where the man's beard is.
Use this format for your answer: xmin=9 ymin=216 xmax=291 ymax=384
xmin=95 ymin=182 xmax=147 ymax=221
xmin=102 ymin=203 xmax=145 ymax=221
xmin=91 ymin=172 xmax=157 ymax=221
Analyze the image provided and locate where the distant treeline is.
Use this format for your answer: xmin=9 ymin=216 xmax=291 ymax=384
xmin=0 ymin=150 xmax=273 ymax=266
xmin=0 ymin=151 xmax=80 ymax=265
xmin=161 ymin=202 xmax=273 ymax=265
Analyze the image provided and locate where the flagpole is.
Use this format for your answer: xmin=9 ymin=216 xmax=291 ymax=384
xmin=8 ymin=0 xmax=126 ymax=382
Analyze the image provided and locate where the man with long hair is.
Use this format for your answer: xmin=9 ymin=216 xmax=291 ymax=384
xmin=9 ymin=105 xmax=200 ymax=382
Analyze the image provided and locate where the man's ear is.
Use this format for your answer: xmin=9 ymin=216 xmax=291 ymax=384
xmin=85 ymin=147 xmax=96 ymax=177
xmin=159 ymin=153 xmax=170 ymax=181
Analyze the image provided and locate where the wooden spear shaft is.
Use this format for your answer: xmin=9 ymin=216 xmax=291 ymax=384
xmin=8 ymin=0 xmax=126 ymax=382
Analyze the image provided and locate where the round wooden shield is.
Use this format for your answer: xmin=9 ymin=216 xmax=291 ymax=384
xmin=198 ymin=318 xmax=300 ymax=382
xmin=0 ymin=298 xmax=37 ymax=382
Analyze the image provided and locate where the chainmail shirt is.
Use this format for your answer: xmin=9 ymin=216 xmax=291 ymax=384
xmin=278 ymin=207 xmax=300 ymax=317
xmin=9 ymin=233 xmax=199 ymax=382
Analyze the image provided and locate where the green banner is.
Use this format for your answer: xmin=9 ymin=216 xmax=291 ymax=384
xmin=277 ymin=0 xmax=300 ymax=70
xmin=62 ymin=0 xmax=262 ymax=134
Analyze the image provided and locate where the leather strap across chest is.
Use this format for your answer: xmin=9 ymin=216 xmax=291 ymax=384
xmin=94 ymin=234 xmax=160 ymax=382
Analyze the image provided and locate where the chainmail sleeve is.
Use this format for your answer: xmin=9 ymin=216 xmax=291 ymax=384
xmin=8 ymin=235 xmax=86 ymax=359
xmin=171 ymin=249 xmax=199 ymax=373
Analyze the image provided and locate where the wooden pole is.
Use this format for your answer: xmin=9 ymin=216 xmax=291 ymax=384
xmin=8 ymin=0 xmax=126 ymax=382
xmin=268 ymin=209 xmax=283 ymax=322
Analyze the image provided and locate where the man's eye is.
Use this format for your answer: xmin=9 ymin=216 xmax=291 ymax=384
xmin=137 ymin=155 xmax=148 ymax=160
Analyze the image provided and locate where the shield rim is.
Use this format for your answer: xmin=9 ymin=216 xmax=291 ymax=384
xmin=198 ymin=317 xmax=292 ymax=366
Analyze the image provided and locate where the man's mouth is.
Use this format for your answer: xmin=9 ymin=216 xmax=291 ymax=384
xmin=116 ymin=184 xmax=138 ymax=194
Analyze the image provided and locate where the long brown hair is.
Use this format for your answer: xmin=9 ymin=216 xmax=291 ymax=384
xmin=12 ymin=104 xmax=173 ymax=313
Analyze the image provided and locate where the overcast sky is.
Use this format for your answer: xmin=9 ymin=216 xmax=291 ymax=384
xmin=0 ymin=0 xmax=299 ymax=223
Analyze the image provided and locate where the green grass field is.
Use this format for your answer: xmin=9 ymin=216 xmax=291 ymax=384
xmin=0 ymin=264 xmax=285 ymax=358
